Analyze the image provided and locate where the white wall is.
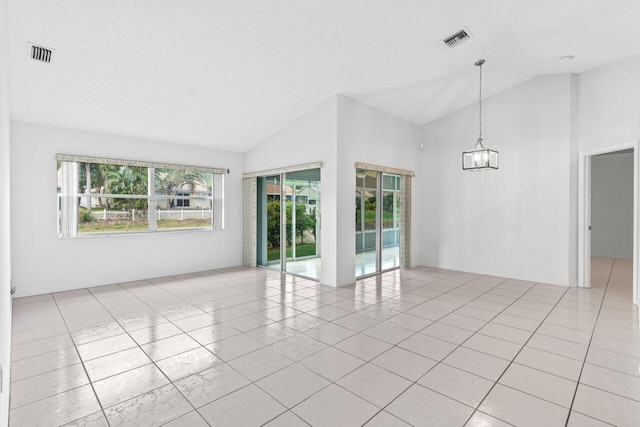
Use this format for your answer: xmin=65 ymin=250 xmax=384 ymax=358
xmin=577 ymin=55 xmax=640 ymax=285
xmin=337 ymin=95 xmax=422 ymax=284
xmin=244 ymin=95 xmax=421 ymax=286
xmin=10 ymin=121 xmax=244 ymax=297
xmin=0 ymin=0 xmax=11 ymax=422
xmin=244 ymin=96 xmax=340 ymax=285
xmin=578 ymin=55 xmax=640 ymax=153
xmin=243 ymin=96 xmax=338 ymax=173
xmin=420 ymin=55 xmax=640 ymax=286
xmin=591 ymin=152 xmax=634 ymax=259
xmin=421 ymin=75 xmax=575 ymax=286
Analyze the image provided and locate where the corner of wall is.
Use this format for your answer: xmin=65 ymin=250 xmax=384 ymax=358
xmin=243 ymin=94 xmax=339 ymax=173
xmin=10 ymin=122 xmax=245 ymax=296
xmin=578 ymin=55 xmax=640 ymax=152
xmin=568 ymin=73 xmax=580 ymax=286
xmin=417 ymin=73 xmax=576 ymax=285
xmin=0 ymin=0 xmax=12 ymax=422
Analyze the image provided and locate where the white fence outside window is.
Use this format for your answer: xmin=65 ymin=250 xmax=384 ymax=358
xmin=89 ymin=209 xmax=213 ymax=221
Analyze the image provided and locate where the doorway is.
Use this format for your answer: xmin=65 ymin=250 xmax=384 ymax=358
xmin=355 ymin=168 xmax=401 ymax=277
xmin=578 ymin=141 xmax=639 ymax=306
xmin=257 ymin=168 xmax=321 ymax=280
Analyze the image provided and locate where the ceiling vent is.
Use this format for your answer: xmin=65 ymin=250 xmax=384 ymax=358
xmin=442 ymin=28 xmax=471 ymax=48
xmin=28 ymin=43 xmax=53 ymax=63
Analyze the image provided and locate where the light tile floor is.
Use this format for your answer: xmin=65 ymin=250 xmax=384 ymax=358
xmin=8 ymin=257 xmax=639 ymax=426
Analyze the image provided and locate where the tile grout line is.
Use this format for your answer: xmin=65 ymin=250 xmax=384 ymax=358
xmin=369 ymin=278 xmax=570 ymax=426
xmin=5 ymin=274 xmax=500 ymax=422
xmin=120 ymin=271 xmax=345 ymax=426
xmin=87 ymin=278 xmax=217 ymax=427
xmin=10 ymin=263 xmax=634 ymax=426
xmin=563 ymin=258 xmax=615 ymax=427
xmin=50 ymin=293 xmax=112 ymax=427
xmin=207 ymin=276 xmax=412 ymax=425
xmin=175 ymin=271 xmax=351 ymax=426
xmin=350 ymin=274 xmax=521 ymax=425
xmin=346 ymin=276 xmax=588 ymax=423
xmin=109 ymin=276 xmax=239 ymax=425
xmin=91 ymin=271 xmax=314 ymax=424
xmin=49 ymin=271 xmax=327 ymax=425
xmin=253 ymin=269 xmax=479 ymax=424
xmin=44 ymin=280 xmax=209 ymax=426
xmin=463 ymin=285 xmax=572 ymax=425
xmin=4 ymin=274 xmax=551 ymax=426
xmin=237 ymin=269 xmax=485 ymax=425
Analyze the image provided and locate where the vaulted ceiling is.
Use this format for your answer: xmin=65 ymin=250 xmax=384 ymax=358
xmin=8 ymin=0 xmax=640 ymax=152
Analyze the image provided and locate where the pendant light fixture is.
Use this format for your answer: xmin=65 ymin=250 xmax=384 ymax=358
xmin=462 ymin=59 xmax=498 ymax=170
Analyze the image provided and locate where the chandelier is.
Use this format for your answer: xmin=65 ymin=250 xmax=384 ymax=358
xmin=462 ymin=59 xmax=498 ymax=170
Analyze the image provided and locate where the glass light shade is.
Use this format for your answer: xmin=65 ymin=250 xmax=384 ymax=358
xmin=462 ymin=138 xmax=499 ymax=170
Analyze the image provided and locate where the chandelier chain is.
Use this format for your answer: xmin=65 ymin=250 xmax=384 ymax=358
xmin=478 ymin=61 xmax=482 ymax=140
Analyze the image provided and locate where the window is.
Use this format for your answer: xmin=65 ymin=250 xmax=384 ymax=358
xmin=176 ymin=192 xmax=190 ymax=208
xmin=57 ymin=155 xmax=226 ymax=237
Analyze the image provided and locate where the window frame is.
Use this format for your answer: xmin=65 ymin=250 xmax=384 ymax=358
xmin=56 ymin=154 xmax=227 ymax=238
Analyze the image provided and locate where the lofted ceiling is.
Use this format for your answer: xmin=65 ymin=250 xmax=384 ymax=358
xmin=7 ymin=0 xmax=640 ymax=152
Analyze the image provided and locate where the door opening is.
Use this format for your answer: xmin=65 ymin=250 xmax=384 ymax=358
xmin=578 ymin=141 xmax=639 ymax=306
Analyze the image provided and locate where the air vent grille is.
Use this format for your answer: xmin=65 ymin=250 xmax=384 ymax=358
xmin=443 ymin=28 xmax=471 ymax=48
xmin=29 ymin=44 xmax=53 ymax=63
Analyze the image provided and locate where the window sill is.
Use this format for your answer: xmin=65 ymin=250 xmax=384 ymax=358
xmin=57 ymin=227 xmax=221 ymax=239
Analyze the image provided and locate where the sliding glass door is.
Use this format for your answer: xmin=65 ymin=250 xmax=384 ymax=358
xmin=257 ymin=168 xmax=321 ymax=280
xmin=355 ymin=170 xmax=378 ymax=276
xmin=257 ymin=175 xmax=281 ymax=269
xmin=355 ymin=169 xmax=400 ymax=277
xmin=381 ymin=173 xmax=401 ymax=270
xmin=284 ymin=169 xmax=321 ymax=278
